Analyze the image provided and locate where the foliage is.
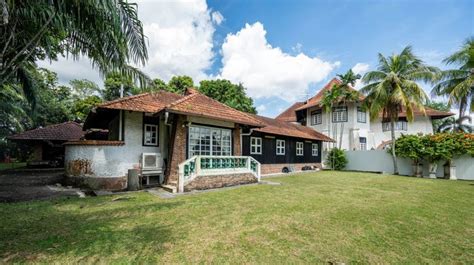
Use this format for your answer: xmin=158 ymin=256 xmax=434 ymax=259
xmin=69 ymin=79 xmax=100 ymax=100
xmin=0 ymin=0 xmax=148 ymax=108
xmin=71 ymin=96 xmax=103 ymax=122
xmin=432 ymin=37 xmax=474 ymax=117
xmin=393 ymin=134 xmax=425 ymax=163
xmin=426 ymin=100 xmax=451 ymax=131
xmin=325 ymin=148 xmax=348 ymax=170
xmin=167 ymin=75 xmax=194 ymax=94
xmin=199 ymin=79 xmax=257 ymax=113
xmin=437 ymin=116 xmax=472 ymax=133
xmin=102 ymin=72 xmax=140 ymax=101
xmin=360 ymin=46 xmax=439 ymax=174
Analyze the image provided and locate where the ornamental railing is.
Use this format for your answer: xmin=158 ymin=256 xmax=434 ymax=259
xmin=178 ymin=155 xmax=261 ymax=193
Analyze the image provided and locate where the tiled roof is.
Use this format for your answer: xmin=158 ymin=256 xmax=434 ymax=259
xmin=98 ymin=91 xmax=184 ymax=113
xmin=251 ymin=115 xmax=334 ymax=142
xmin=166 ymin=89 xmax=263 ymax=127
xmin=380 ymin=106 xmax=454 ymax=119
xmin=275 ymin=102 xmax=304 ymax=122
xmin=296 ymin=78 xmax=364 ymax=111
xmin=7 ymin=122 xmax=84 ymax=141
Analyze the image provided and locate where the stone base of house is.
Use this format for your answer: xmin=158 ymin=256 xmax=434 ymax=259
xmin=261 ymin=163 xmax=322 ymax=175
xmin=65 ymin=175 xmax=127 ymax=191
xmin=184 ymin=173 xmax=257 ymax=192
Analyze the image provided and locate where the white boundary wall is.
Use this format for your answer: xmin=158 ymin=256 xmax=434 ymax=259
xmin=344 ymin=150 xmax=474 ymax=180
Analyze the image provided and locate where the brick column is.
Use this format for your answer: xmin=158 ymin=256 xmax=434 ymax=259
xmin=233 ymin=124 xmax=241 ymax=156
xmin=166 ymin=115 xmax=187 ymax=184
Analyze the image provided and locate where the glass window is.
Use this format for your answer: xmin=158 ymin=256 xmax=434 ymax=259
xmin=382 ymin=120 xmax=408 ymax=131
xmin=359 ymin=137 xmax=367 ymax=150
xmin=357 ymin=107 xmax=366 ymax=123
xmin=250 ymin=137 xmax=262 ymax=154
xmin=332 ymin=106 xmax=348 ymax=123
xmin=144 ymin=124 xmax=158 ymax=146
xmin=312 ymin=143 xmax=318 ymax=156
xmin=276 ymin=139 xmax=285 ymax=155
xmin=311 ymin=109 xmax=322 ymax=125
xmin=296 ymin=142 xmax=304 ymax=156
xmin=188 ymin=125 xmax=232 ymax=157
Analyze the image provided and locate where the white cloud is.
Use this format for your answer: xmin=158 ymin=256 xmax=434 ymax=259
xmin=292 ymin=43 xmax=303 ymax=54
xmin=351 ymin=62 xmax=370 ymax=89
xmin=219 ymin=22 xmax=339 ymax=102
xmin=211 ymin=11 xmax=224 ymax=25
xmin=37 ymin=57 xmax=103 ymax=86
xmin=256 ymin=104 xmax=266 ymax=112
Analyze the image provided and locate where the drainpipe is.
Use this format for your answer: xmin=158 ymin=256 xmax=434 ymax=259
xmin=240 ymin=128 xmax=255 ymax=153
xmin=118 ymin=110 xmax=123 ymax=141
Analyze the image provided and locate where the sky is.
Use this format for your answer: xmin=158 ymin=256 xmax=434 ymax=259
xmin=38 ymin=0 xmax=473 ymax=118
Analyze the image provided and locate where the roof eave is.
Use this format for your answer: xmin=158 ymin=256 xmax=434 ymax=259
xmin=166 ymin=109 xmax=264 ymax=127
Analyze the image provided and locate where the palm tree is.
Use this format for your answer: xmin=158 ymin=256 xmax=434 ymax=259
xmin=360 ymin=46 xmax=438 ymax=174
xmin=0 ymin=0 xmax=150 ymax=107
xmin=438 ymin=116 xmax=472 ymax=133
xmin=432 ymin=37 xmax=474 ymax=119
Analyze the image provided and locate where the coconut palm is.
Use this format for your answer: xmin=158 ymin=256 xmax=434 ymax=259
xmin=360 ymin=46 xmax=438 ymax=174
xmin=432 ymin=37 xmax=474 ymax=119
xmin=437 ymin=116 xmax=472 ymax=133
xmin=0 ymin=0 xmax=149 ymax=107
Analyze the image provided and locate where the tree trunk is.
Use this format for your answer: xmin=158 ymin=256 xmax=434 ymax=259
xmin=390 ymin=118 xmax=399 ymax=175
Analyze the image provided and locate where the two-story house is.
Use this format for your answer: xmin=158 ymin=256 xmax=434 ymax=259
xmin=276 ymin=78 xmax=454 ymax=152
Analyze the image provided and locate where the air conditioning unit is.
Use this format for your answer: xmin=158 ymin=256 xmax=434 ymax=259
xmin=142 ymin=153 xmax=161 ymax=170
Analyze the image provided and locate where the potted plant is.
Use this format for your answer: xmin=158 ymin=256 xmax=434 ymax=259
xmin=394 ymin=135 xmax=425 ymax=177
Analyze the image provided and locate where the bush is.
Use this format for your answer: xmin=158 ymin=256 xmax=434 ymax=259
xmin=326 ymin=148 xmax=347 ymax=170
xmin=394 ymin=134 xmax=425 ymax=164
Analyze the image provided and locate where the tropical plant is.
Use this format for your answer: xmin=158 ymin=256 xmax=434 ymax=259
xmin=321 ymin=69 xmax=361 ymax=149
xmin=167 ymin=76 xmax=194 ymax=94
xmin=426 ymin=100 xmax=452 ymax=131
xmin=0 ymin=0 xmax=149 ymax=107
xmin=325 ymin=148 xmax=347 ymax=170
xmin=432 ymin=37 xmax=474 ymax=119
xmin=393 ymin=134 xmax=426 ymax=176
xmin=437 ymin=116 xmax=472 ymax=133
xmin=360 ymin=46 xmax=439 ymax=174
xmin=199 ymin=79 xmax=257 ymax=113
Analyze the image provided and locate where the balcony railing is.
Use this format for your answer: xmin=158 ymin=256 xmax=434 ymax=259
xmin=178 ymin=155 xmax=261 ymax=193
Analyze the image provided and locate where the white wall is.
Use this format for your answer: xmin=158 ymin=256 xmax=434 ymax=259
xmin=65 ymin=111 xmax=165 ymax=178
xmin=344 ymin=150 xmax=474 ymax=180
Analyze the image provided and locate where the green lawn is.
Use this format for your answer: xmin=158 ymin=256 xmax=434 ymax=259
xmin=0 ymin=162 xmax=26 ymax=171
xmin=1 ymin=172 xmax=473 ymax=263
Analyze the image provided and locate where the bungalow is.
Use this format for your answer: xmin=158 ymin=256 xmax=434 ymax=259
xmin=64 ymin=88 xmax=333 ymax=192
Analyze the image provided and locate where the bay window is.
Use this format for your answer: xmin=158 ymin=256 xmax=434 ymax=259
xmin=188 ymin=125 xmax=232 ymax=157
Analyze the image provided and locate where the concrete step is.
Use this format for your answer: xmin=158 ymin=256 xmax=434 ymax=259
xmin=161 ymin=184 xmax=177 ymax=193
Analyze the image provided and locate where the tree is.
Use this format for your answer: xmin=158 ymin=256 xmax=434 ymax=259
xmin=102 ymin=73 xmax=140 ymax=101
xmin=69 ymin=79 xmax=100 ymax=100
xmin=150 ymin=78 xmax=169 ymax=91
xmin=0 ymin=0 xmax=148 ymax=108
xmin=167 ymin=76 xmax=194 ymax=94
xmin=320 ymin=70 xmax=360 ymax=149
xmin=432 ymin=37 xmax=474 ymax=119
xmin=437 ymin=116 xmax=472 ymax=133
xmin=199 ymin=79 xmax=257 ymax=113
xmin=426 ymin=100 xmax=451 ymax=131
xmin=360 ymin=46 xmax=438 ymax=174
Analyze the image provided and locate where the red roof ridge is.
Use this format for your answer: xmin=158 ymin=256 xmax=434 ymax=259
xmin=98 ymin=93 xmax=150 ymax=108
xmin=165 ymin=91 xmax=199 ymax=109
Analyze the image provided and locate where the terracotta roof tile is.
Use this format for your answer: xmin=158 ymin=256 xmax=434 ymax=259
xmin=251 ymin=115 xmax=334 ymax=142
xmin=98 ymin=91 xmax=184 ymax=113
xmin=8 ymin=122 xmax=84 ymax=141
xmin=380 ymin=106 xmax=454 ymax=119
xmin=166 ymin=89 xmax=263 ymax=127
xmin=275 ymin=102 xmax=304 ymax=122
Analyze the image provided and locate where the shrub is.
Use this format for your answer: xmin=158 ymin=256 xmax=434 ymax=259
xmin=394 ymin=134 xmax=425 ymax=164
xmin=326 ymin=148 xmax=347 ymax=170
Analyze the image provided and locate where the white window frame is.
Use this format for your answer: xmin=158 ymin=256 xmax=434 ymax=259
xmin=276 ymin=139 xmax=285 ymax=155
xmin=332 ymin=106 xmax=348 ymax=123
xmin=359 ymin=137 xmax=367 ymax=150
xmin=188 ymin=125 xmax=232 ymax=157
xmin=311 ymin=110 xmax=322 ymax=125
xmin=144 ymin=124 xmax=158 ymax=146
xmin=312 ymin=143 xmax=318 ymax=156
xmin=296 ymin=142 xmax=304 ymax=156
xmin=250 ymin=137 xmax=262 ymax=155
xmin=357 ymin=107 xmax=366 ymax=123
xmin=382 ymin=120 xmax=408 ymax=132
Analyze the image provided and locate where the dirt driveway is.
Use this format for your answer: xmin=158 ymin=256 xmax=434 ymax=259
xmin=0 ymin=169 xmax=81 ymax=202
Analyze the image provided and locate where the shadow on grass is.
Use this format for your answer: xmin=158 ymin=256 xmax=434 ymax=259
xmin=0 ymin=198 xmax=184 ymax=263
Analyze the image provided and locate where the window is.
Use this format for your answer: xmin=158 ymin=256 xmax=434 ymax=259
xmin=357 ymin=107 xmax=366 ymax=123
xmin=144 ymin=124 xmax=158 ymax=146
xmin=296 ymin=142 xmax=304 ymax=156
xmin=311 ymin=109 xmax=322 ymax=125
xmin=250 ymin=137 xmax=262 ymax=154
xmin=359 ymin=137 xmax=367 ymax=150
xmin=312 ymin=143 xmax=318 ymax=156
xmin=382 ymin=120 xmax=408 ymax=131
xmin=332 ymin=106 xmax=348 ymax=123
xmin=276 ymin=140 xmax=285 ymax=155
xmin=188 ymin=125 xmax=232 ymax=157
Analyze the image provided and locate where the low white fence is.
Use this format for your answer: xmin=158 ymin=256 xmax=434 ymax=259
xmin=343 ymin=150 xmax=474 ymax=180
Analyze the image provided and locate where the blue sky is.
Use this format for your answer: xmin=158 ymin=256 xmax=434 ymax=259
xmin=41 ymin=0 xmax=473 ymax=117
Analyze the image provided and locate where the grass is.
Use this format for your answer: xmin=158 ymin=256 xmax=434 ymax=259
xmin=0 ymin=162 xmax=26 ymax=171
xmin=0 ymin=171 xmax=473 ymax=263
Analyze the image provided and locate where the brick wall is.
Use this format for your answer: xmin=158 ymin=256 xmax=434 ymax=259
xmin=261 ymin=163 xmax=321 ymax=175
xmin=233 ymin=124 xmax=241 ymax=156
xmin=166 ymin=115 xmax=187 ymax=184
xmin=184 ymin=173 xmax=257 ymax=192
